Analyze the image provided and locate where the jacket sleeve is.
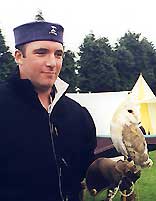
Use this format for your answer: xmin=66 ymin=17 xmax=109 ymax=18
xmin=61 ymin=106 xmax=97 ymax=199
xmin=74 ymin=106 xmax=97 ymax=188
xmin=82 ymin=106 xmax=97 ymax=151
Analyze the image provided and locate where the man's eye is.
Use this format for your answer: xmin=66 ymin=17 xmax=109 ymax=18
xmin=34 ymin=49 xmax=48 ymax=55
xmin=55 ymin=51 xmax=64 ymax=58
xmin=56 ymin=54 xmax=63 ymax=58
xmin=36 ymin=51 xmax=46 ymax=55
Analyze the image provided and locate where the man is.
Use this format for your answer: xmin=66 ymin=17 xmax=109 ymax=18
xmin=0 ymin=21 xmax=97 ymax=201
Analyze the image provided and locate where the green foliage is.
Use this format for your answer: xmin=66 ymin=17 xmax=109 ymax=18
xmin=60 ymin=50 xmax=77 ymax=92
xmin=0 ymin=29 xmax=16 ymax=81
xmin=78 ymin=33 xmax=120 ymax=92
xmin=77 ymin=31 xmax=156 ymax=92
xmin=114 ymin=31 xmax=156 ymax=90
xmin=34 ymin=9 xmax=45 ymax=21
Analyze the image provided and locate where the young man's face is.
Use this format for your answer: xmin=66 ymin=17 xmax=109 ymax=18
xmin=15 ymin=40 xmax=64 ymax=92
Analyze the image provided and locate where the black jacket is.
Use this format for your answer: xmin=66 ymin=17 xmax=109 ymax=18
xmin=0 ymin=71 xmax=97 ymax=201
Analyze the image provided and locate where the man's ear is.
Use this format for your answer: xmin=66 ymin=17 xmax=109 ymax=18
xmin=14 ymin=50 xmax=24 ymax=65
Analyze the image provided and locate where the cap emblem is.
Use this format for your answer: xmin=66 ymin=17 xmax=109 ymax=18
xmin=49 ymin=25 xmax=57 ymax=36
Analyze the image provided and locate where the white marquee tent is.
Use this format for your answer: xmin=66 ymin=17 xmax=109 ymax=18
xmin=67 ymin=91 xmax=129 ymax=136
xmin=67 ymin=74 xmax=156 ymax=136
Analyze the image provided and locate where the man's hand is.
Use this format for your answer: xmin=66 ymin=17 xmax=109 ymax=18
xmin=119 ymin=169 xmax=141 ymax=191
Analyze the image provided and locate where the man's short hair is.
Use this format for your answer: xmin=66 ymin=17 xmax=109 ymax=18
xmin=16 ymin=44 xmax=27 ymax=57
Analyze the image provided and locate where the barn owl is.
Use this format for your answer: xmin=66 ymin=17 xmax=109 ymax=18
xmin=110 ymin=98 xmax=153 ymax=169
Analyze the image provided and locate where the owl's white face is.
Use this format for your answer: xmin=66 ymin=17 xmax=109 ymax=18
xmin=123 ymin=103 xmax=141 ymax=125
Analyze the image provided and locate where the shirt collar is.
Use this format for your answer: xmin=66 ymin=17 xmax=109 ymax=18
xmin=48 ymin=77 xmax=69 ymax=113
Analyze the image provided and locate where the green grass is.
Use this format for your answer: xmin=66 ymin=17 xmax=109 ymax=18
xmin=135 ymin=150 xmax=156 ymax=201
xmin=83 ymin=151 xmax=156 ymax=201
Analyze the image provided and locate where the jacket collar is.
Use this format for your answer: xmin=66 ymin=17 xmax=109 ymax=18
xmin=53 ymin=77 xmax=69 ymax=102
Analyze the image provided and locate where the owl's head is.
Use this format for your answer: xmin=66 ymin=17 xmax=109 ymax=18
xmin=112 ymin=97 xmax=141 ymax=126
xmin=119 ymin=101 xmax=141 ymax=125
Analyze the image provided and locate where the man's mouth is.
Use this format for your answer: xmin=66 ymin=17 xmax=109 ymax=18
xmin=42 ymin=71 xmax=56 ymax=75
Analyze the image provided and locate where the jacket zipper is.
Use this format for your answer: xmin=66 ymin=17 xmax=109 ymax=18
xmin=48 ymin=113 xmax=65 ymax=201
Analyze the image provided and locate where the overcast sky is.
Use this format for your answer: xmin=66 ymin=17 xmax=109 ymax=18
xmin=0 ymin=0 xmax=156 ymax=52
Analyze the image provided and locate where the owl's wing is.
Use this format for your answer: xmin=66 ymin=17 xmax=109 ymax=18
xmin=110 ymin=121 xmax=128 ymax=157
xmin=122 ymin=124 xmax=152 ymax=168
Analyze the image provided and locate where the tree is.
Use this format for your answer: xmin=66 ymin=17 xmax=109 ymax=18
xmin=0 ymin=29 xmax=16 ymax=81
xmin=60 ymin=50 xmax=77 ymax=92
xmin=77 ymin=33 xmax=120 ymax=92
xmin=34 ymin=9 xmax=45 ymax=21
xmin=115 ymin=31 xmax=156 ymax=90
xmin=114 ymin=45 xmax=135 ymax=90
xmin=140 ymin=38 xmax=156 ymax=85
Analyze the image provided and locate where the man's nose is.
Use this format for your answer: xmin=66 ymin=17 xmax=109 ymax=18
xmin=46 ymin=54 xmax=56 ymax=68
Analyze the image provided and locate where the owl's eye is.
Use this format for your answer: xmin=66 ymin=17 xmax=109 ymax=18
xmin=128 ymin=109 xmax=133 ymax=113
